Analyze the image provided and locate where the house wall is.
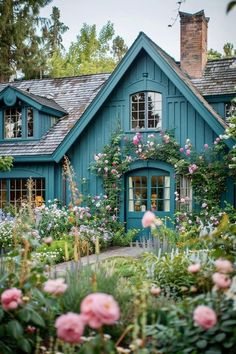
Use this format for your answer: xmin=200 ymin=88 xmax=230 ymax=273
xmin=67 ymin=50 xmax=219 ymax=201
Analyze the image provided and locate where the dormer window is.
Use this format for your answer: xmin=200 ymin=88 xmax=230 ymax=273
xmin=4 ymin=106 xmax=34 ymax=139
xmin=131 ymin=91 xmax=162 ymax=130
xmin=4 ymin=107 xmax=22 ymax=138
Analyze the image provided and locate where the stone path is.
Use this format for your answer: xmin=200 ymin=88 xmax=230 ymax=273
xmin=54 ymin=246 xmax=145 ymax=274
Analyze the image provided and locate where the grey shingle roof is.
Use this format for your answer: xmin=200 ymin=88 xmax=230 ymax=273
xmin=191 ymin=58 xmax=236 ymax=96
xmin=0 ymin=74 xmax=110 ymax=157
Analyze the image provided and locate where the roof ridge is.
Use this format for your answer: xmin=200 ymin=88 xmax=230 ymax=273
xmin=10 ymin=72 xmax=111 ymax=84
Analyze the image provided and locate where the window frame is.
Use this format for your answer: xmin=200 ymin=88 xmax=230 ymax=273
xmin=176 ymin=175 xmax=193 ymax=212
xmin=0 ymin=178 xmax=45 ymax=209
xmin=2 ymin=105 xmax=35 ymax=140
xmin=130 ymin=91 xmax=162 ymax=131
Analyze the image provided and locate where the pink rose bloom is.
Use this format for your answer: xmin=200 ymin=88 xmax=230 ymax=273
xmin=133 ymin=135 xmax=140 ymax=145
xmin=193 ymin=305 xmax=217 ymax=329
xmin=215 ymin=259 xmax=233 ymax=273
xmin=55 ymin=312 xmax=85 ymax=343
xmin=204 ymin=144 xmax=209 ymax=149
xmin=188 ymin=164 xmax=198 ymax=174
xmin=212 ymin=273 xmax=231 ymax=289
xmin=1 ymin=288 xmax=22 ymax=310
xmin=43 ymin=278 xmax=68 ymax=295
xmin=186 ymin=149 xmax=191 ymax=156
xmin=216 ymin=137 xmax=221 ymax=142
xmin=179 ymin=147 xmax=184 ymax=153
xmin=142 ymin=211 xmax=156 ymax=228
xmin=80 ymin=293 xmax=120 ymax=329
xmin=188 ymin=263 xmax=201 ymax=273
xmin=44 ymin=236 xmax=53 ymax=245
xmin=150 ymin=286 xmax=161 ymax=296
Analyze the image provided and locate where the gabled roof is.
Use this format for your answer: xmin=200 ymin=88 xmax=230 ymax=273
xmin=0 ymin=74 xmax=109 ymax=158
xmin=0 ymin=85 xmax=67 ymax=116
xmin=52 ymin=32 xmax=231 ymax=162
xmin=0 ymin=32 xmax=233 ymax=161
xmin=191 ymin=58 xmax=236 ymax=96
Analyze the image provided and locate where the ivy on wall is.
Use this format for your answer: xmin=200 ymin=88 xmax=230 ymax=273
xmin=91 ymin=131 xmax=230 ymax=211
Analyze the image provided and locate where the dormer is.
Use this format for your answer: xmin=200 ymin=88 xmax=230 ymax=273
xmin=0 ymin=85 xmax=67 ymax=141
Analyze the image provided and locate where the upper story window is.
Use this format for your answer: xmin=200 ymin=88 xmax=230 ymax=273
xmin=4 ymin=107 xmax=22 ymax=138
xmin=131 ymin=91 xmax=162 ymax=130
xmin=4 ymin=106 xmax=34 ymax=139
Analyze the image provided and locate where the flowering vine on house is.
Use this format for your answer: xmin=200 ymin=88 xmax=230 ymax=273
xmin=92 ymin=130 xmax=230 ymax=213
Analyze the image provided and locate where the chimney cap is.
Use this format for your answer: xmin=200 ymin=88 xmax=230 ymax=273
xmin=179 ymin=10 xmax=209 ymax=22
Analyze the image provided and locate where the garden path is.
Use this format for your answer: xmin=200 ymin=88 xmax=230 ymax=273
xmin=54 ymin=246 xmax=144 ymax=274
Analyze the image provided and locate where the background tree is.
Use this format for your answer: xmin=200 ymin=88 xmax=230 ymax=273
xmin=208 ymin=42 xmax=236 ymax=60
xmin=0 ymin=0 xmax=53 ymax=82
xmin=227 ymin=1 xmax=236 ymax=13
xmin=48 ymin=21 xmax=128 ymax=78
xmin=44 ymin=6 xmax=68 ymax=55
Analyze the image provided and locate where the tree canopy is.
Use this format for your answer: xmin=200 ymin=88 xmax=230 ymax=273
xmin=208 ymin=42 xmax=236 ymax=60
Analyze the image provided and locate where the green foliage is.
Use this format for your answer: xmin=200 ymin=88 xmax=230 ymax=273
xmin=227 ymin=1 xmax=236 ymax=13
xmin=48 ymin=21 xmax=128 ymax=77
xmin=147 ymin=293 xmax=236 ymax=353
xmin=0 ymin=156 xmax=13 ymax=172
xmin=0 ymin=0 xmax=53 ymax=81
xmin=112 ymin=228 xmax=138 ymax=246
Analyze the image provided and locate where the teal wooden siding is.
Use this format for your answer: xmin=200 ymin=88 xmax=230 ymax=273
xmin=0 ymin=162 xmax=59 ymax=202
xmin=68 ymin=50 xmax=220 ymax=200
xmin=39 ymin=113 xmax=57 ymax=137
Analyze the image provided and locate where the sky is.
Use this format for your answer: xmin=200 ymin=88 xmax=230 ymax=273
xmin=40 ymin=0 xmax=236 ymax=60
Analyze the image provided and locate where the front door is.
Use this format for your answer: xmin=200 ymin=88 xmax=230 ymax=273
xmin=126 ymin=168 xmax=173 ymax=237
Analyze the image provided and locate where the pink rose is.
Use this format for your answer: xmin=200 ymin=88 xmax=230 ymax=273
xmin=44 ymin=236 xmax=53 ymax=245
xmin=193 ymin=305 xmax=217 ymax=329
xmin=142 ymin=211 xmax=156 ymax=228
xmin=204 ymin=144 xmax=209 ymax=149
xmin=188 ymin=263 xmax=201 ymax=273
xmin=212 ymin=273 xmax=231 ymax=289
xmin=188 ymin=164 xmax=198 ymax=174
xmin=186 ymin=149 xmax=191 ymax=156
xmin=43 ymin=278 xmax=68 ymax=296
xmin=80 ymin=293 xmax=120 ymax=329
xmin=55 ymin=312 xmax=85 ymax=343
xmin=179 ymin=147 xmax=184 ymax=153
xmin=133 ymin=135 xmax=140 ymax=145
xmin=215 ymin=259 xmax=233 ymax=273
xmin=1 ymin=288 xmax=22 ymax=310
xmin=150 ymin=287 xmax=161 ymax=296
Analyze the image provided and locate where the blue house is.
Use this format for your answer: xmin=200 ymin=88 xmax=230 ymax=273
xmin=0 ymin=11 xmax=235 ymax=230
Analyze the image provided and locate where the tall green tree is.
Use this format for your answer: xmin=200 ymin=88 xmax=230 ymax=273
xmin=48 ymin=21 xmax=128 ymax=78
xmin=0 ymin=0 xmax=52 ymax=82
xmin=44 ymin=6 xmax=68 ymax=55
xmin=208 ymin=43 xmax=236 ymax=60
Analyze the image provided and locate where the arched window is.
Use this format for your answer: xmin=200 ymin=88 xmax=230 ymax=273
xmin=131 ymin=91 xmax=162 ymax=130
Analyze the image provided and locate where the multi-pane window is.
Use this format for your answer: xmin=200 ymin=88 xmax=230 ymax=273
xmin=128 ymin=175 xmax=170 ymax=212
xmin=131 ymin=91 xmax=162 ymax=130
xmin=4 ymin=107 xmax=34 ymax=139
xmin=4 ymin=108 xmax=22 ymax=138
xmin=0 ymin=180 xmax=7 ymax=209
xmin=151 ymin=175 xmax=170 ymax=212
xmin=176 ymin=176 xmax=192 ymax=211
xmin=27 ymin=108 xmax=34 ymax=137
xmin=0 ymin=178 xmax=45 ymax=209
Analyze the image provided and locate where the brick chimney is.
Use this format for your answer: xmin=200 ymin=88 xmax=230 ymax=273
xmin=180 ymin=10 xmax=209 ymax=79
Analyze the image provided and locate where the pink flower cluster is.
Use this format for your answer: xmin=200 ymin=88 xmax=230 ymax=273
xmin=193 ymin=305 xmax=217 ymax=329
xmin=133 ymin=132 xmax=142 ymax=145
xmin=188 ymin=263 xmax=201 ymax=273
xmin=1 ymin=288 xmax=22 ymax=311
xmin=179 ymin=139 xmax=192 ymax=156
xmin=142 ymin=211 xmax=162 ymax=228
xmin=43 ymin=278 xmax=68 ymax=296
xmin=55 ymin=292 xmax=120 ymax=343
xmin=163 ymin=134 xmax=170 ymax=144
xmin=55 ymin=313 xmax=85 ymax=343
xmin=212 ymin=259 xmax=233 ymax=290
xmin=81 ymin=292 xmax=120 ymax=329
xmin=188 ymin=164 xmax=198 ymax=174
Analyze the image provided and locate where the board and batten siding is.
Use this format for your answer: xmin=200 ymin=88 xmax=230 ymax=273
xmin=67 ymin=50 xmax=219 ymax=201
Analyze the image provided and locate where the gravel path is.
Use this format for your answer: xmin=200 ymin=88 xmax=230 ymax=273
xmin=54 ymin=246 xmax=145 ymax=274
